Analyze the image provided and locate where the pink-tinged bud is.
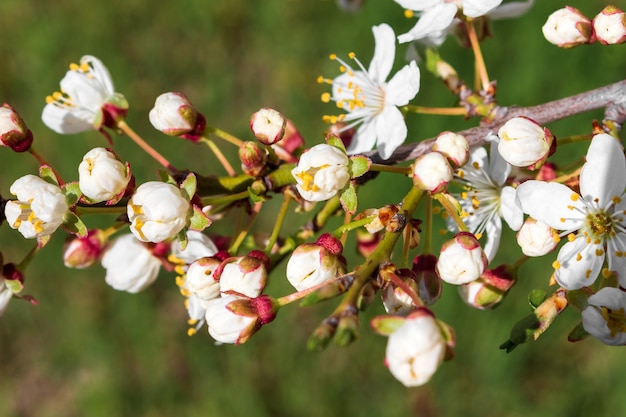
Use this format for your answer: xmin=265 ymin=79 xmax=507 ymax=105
xmin=149 ymin=92 xmax=200 ymax=137
xmin=497 ymin=116 xmax=555 ymax=169
xmin=458 ymin=264 xmax=517 ymax=310
xmin=250 ymin=107 xmax=286 ymax=145
xmin=516 ymin=217 xmax=559 ymax=257
xmin=431 ymin=131 xmax=469 ymax=168
xmin=593 ymin=6 xmax=626 ymax=45
xmin=185 ymin=256 xmax=221 ymax=301
xmin=412 ymin=152 xmax=453 ymax=193
xmin=218 ymin=253 xmax=268 ymax=298
xmin=582 ymin=287 xmax=626 ymax=345
xmin=286 ymin=233 xmax=345 ymax=291
xmin=0 ymin=104 xmax=33 ymax=152
xmin=412 ymin=254 xmax=441 ymax=305
xmin=542 ymin=7 xmax=592 ymax=48
xmin=436 ymin=232 xmax=487 ymax=285
xmin=272 ymin=119 xmax=305 ymax=163
xmin=78 ymin=147 xmax=132 ymax=203
xmin=381 ymin=268 xmax=420 ymax=315
xmin=238 ymin=141 xmax=268 ymax=177
xmin=356 ymin=228 xmax=382 ymax=258
xmin=63 ymin=229 xmax=108 ymax=269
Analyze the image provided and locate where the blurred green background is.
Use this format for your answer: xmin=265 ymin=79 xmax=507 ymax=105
xmin=1 ymin=0 xmax=626 ymax=416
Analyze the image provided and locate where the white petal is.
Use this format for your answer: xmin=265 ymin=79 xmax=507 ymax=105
xmin=462 ymin=0 xmax=502 ymax=17
xmin=516 ymin=180 xmax=584 ymax=230
xmin=554 ymin=238 xmax=604 ymax=290
xmin=482 ymin=216 xmax=502 ymax=262
xmin=369 ymin=24 xmax=396 ymax=84
xmin=488 ymin=140 xmax=510 ymax=186
xmin=397 ymin=3 xmax=457 ymax=43
xmin=374 ymin=106 xmax=407 ymax=160
xmin=60 ymin=71 xmax=108 ymax=111
xmin=467 ymin=146 xmax=488 ymax=167
xmin=347 ymin=120 xmax=378 ymax=155
xmin=41 ymin=103 xmax=94 ymax=134
xmin=488 ymin=0 xmax=534 ymax=20
xmin=394 ymin=0 xmax=441 ymax=11
xmin=81 ymin=55 xmax=115 ymax=96
xmin=385 ymin=61 xmax=420 ymax=106
xmin=500 ymin=186 xmax=523 ymax=231
xmin=580 ymin=134 xmax=626 ymax=208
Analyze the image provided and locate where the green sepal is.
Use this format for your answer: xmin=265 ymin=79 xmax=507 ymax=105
xmin=61 ymin=211 xmax=88 ymax=237
xmin=339 ymin=183 xmax=357 ymax=215
xmin=179 ymin=173 xmax=197 ymax=201
xmin=62 ymin=182 xmax=82 ymax=207
xmin=106 ymin=92 xmax=129 ymax=111
xmin=248 ymin=186 xmax=266 ymax=203
xmin=37 ymin=235 xmax=51 ymax=249
xmin=176 ymin=228 xmax=188 ymax=251
xmin=567 ymin=321 xmax=589 ymax=343
xmin=499 ymin=313 xmax=540 ymax=353
xmin=370 ymin=315 xmax=406 ymax=336
xmin=528 ymin=288 xmax=547 ymax=309
xmin=157 ymin=170 xmax=177 ymax=185
xmin=333 ymin=313 xmax=359 ymax=347
xmin=349 ymin=156 xmax=371 ymax=178
xmin=39 ymin=165 xmax=59 ymax=186
xmin=188 ymin=205 xmax=212 ymax=231
xmin=5 ymin=278 xmax=23 ymax=294
xmin=326 ymin=135 xmax=346 ymax=153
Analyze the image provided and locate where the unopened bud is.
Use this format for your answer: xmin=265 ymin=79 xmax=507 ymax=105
xmin=149 ymin=92 xmax=200 ymax=137
xmin=287 ymin=233 xmax=345 ymax=292
xmin=412 ymin=151 xmax=453 ymax=193
xmin=542 ymin=7 xmax=592 ymax=48
xmin=516 ymin=217 xmax=559 ymax=257
xmin=412 ymin=254 xmax=441 ymax=305
xmin=593 ymin=6 xmax=626 ymax=45
xmin=432 ymin=132 xmax=469 ymax=167
xmin=63 ymin=229 xmax=107 ymax=269
xmin=458 ymin=264 xmax=517 ymax=309
xmin=238 ymin=141 xmax=268 ymax=177
xmin=436 ymin=232 xmax=487 ymax=285
xmin=272 ymin=119 xmax=305 ymax=163
xmin=334 ymin=305 xmax=359 ymax=347
xmin=0 ymin=104 xmax=33 ymax=152
xmin=250 ymin=107 xmax=286 ymax=145
xmin=497 ymin=116 xmax=555 ymax=169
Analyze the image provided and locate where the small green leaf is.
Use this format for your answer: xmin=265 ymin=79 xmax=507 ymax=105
xmin=62 ymin=212 xmax=88 ymax=237
xmin=5 ymin=279 xmax=24 ymax=294
xmin=326 ymin=135 xmax=346 ymax=153
xmin=370 ymin=315 xmax=406 ymax=336
xmin=179 ymin=173 xmax=197 ymax=201
xmin=39 ymin=165 xmax=59 ymax=186
xmin=62 ymin=182 xmax=82 ymax=207
xmin=157 ymin=170 xmax=177 ymax=185
xmin=528 ymin=288 xmax=547 ymax=309
xmin=349 ymin=156 xmax=371 ymax=178
xmin=339 ymin=183 xmax=357 ymax=214
xmin=188 ymin=205 xmax=212 ymax=231
xmin=248 ymin=186 xmax=266 ymax=203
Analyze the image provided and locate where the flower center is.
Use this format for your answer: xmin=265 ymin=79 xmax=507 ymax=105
xmin=600 ymin=306 xmax=626 ymax=337
xmin=583 ymin=210 xmax=615 ymax=243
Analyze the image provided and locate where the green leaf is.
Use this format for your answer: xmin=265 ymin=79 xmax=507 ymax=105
xmin=326 ymin=135 xmax=346 ymax=153
xmin=339 ymin=183 xmax=357 ymax=215
xmin=349 ymin=156 xmax=371 ymax=178
xmin=39 ymin=165 xmax=59 ymax=186
xmin=62 ymin=182 xmax=82 ymax=207
xmin=188 ymin=205 xmax=212 ymax=231
xmin=61 ymin=212 xmax=88 ymax=237
xmin=179 ymin=173 xmax=197 ymax=201
xmin=370 ymin=315 xmax=406 ymax=336
xmin=499 ymin=313 xmax=540 ymax=353
xmin=528 ymin=288 xmax=547 ymax=309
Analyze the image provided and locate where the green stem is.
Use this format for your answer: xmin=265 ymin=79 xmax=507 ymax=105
xmin=117 ymin=120 xmax=178 ymax=173
xmin=199 ymin=137 xmax=237 ymax=176
xmin=423 ymin=197 xmax=433 ymax=254
xmin=265 ymin=193 xmax=292 ymax=254
xmin=229 ymin=202 xmax=262 ymax=254
xmin=75 ymin=205 xmax=127 ymax=215
xmin=17 ymin=244 xmax=40 ymax=271
xmin=370 ymin=163 xmax=411 ymax=174
xmin=556 ymin=134 xmax=593 ymax=146
xmin=433 ymin=193 xmax=468 ymax=232
xmin=331 ymin=216 xmax=374 ymax=238
xmin=402 ymin=105 xmax=468 ymax=116
xmin=202 ymin=190 xmax=250 ymax=207
xmin=28 ymin=147 xmax=64 ymax=185
xmin=205 ymin=126 xmax=244 ymax=147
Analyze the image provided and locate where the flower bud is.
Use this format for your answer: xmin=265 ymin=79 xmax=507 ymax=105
xmin=582 ymin=287 xmax=626 ymax=345
xmin=436 ymin=232 xmax=488 ymax=285
xmin=286 ymin=233 xmax=345 ymax=291
xmin=101 ymin=234 xmax=161 ymax=293
xmin=218 ymin=251 xmax=269 ymax=298
xmin=78 ymin=147 xmax=132 ymax=203
xmin=185 ymin=256 xmax=221 ymax=301
xmin=4 ymin=174 xmax=68 ymax=239
xmin=238 ymin=141 xmax=268 ymax=177
xmin=431 ymin=131 xmax=469 ymax=167
xmin=385 ymin=310 xmax=448 ymax=387
xmin=149 ymin=92 xmax=199 ymax=136
xmin=249 ymin=107 xmax=286 ymax=145
xmin=205 ymin=294 xmax=277 ymax=344
xmin=356 ymin=228 xmax=382 ymax=258
xmin=127 ymin=181 xmax=190 ymax=243
xmin=411 ymin=151 xmax=453 ymax=193
xmin=63 ymin=229 xmax=108 ymax=269
xmin=412 ymin=254 xmax=441 ymax=305
xmin=291 ymin=143 xmax=350 ymax=202
xmin=542 ymin=7 xmax=592 ymax=48
xmin=458 ymin=264 xmax=516 ymax=310
xmin=497 ymin=116 xmax=555 ymax=169
xmin=593 ymin=6 xmax=626 ymax=45
xmin=516 ymin=217 xmax=559 ymax=257
xmin=381 ymin=269 xmax=419 ymax=316
xmin=0 ymin=104 xmax=33 ymax=152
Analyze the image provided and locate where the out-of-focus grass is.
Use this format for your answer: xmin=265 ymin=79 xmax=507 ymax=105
xmin=1 ymin=1 xmax=626 ymax=416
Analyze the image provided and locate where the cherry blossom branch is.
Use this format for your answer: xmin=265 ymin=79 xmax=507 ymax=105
xmin=374 ymin=79 xmax=626 ymax=165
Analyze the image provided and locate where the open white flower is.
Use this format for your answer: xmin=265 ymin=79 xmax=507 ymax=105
xmin=291 ymin=144 xmax=350 ymax=202
xmin=452 ymin=143 xmax=523 ymax=261
xmin=4 ymin=175 xmax=68 ymax=239
xmin=516 ymin=134 xmax=626 ymax=290
xmin=319 ymin=23 xmax=420 ymax=160
xmin=127 ymin=181 xmax=190 ymax=243
xmin=78 ymin=147 xmax=131 ymax=202
xmin=42 ymin=55 xmax=127 ymax=134
xmin=582 ymin=287 xmax=626 ymax=345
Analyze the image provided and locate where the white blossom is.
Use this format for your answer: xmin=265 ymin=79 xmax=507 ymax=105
xmin=291 ymin=144 xmax=350 ymax=202
xmin=101 ymin=234 xmax=161 ymax=293
xmin=385 ymin=312 xmax=447 ymax=387
xmin=205 ymin=295 xmax=257 ymax=344
xmin=219 ymin=255 xmax=268 ymax=298
xmin=542 ymin=7 xmax=592 ymax=48
xmin=127 ymin=181 xmax=190 ymax=243
xmin=497 ymin=117 xmax=553 ymax=168
xmin=320 ymin=23 xmax=420 ymax=159
xmin=149 ymin=92 xmax=198 ymax=136
xmin=582 ymin=287 xmax=626 ymax=345
xmin=170 ymin=230 xmax=218 ymax=265
xmin=432 ymin=131 xmax=469 ymax=167
xmin=412 ymin=151 xmax=453 ymax=193
xmin=4 ymin=175 xmax=68 ymax=239
xmin=516 ymin=134 xmax=626 ymax=290
xmin=185 ymin=257 xmax=221 ymax=302
xmin=78 ymin=147 xmax=131 ymax=202
xmin=286 ymin=235 xmax=344 ymax=291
